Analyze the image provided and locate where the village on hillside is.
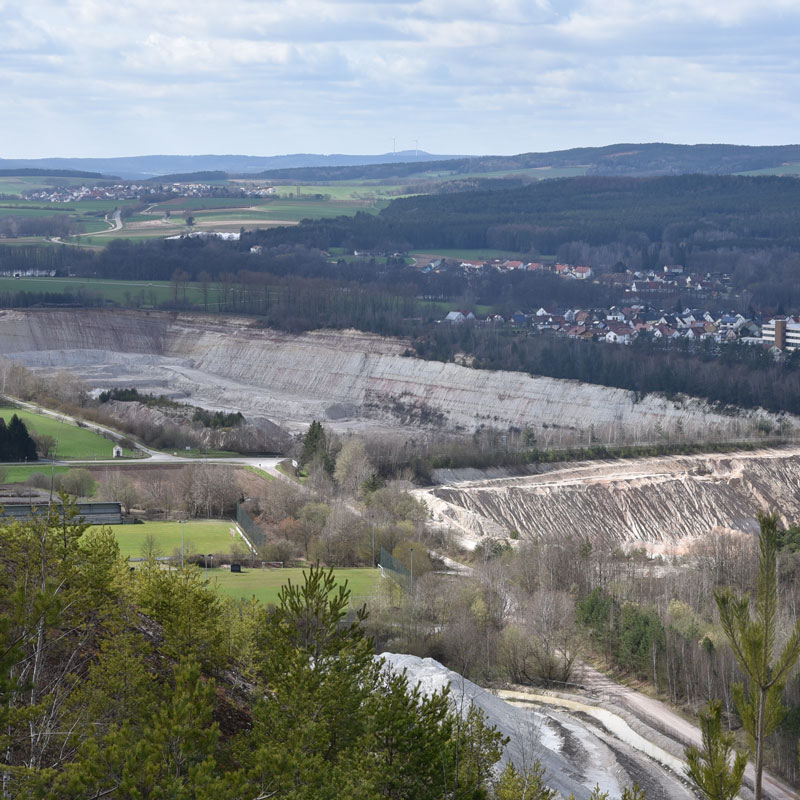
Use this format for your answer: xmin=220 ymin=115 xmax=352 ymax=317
xmin=22 ymin=182 xmax=277 ymax=204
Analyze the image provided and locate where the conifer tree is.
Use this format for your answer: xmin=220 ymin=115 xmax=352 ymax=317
xmin=685 ymin=700 xmax=747 ymax=800
xmin=714 ymin=512 xmax=800 ymax=800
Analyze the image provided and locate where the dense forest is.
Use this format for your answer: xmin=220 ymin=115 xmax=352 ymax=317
xmin=248 ymin=174 xmax=800 ymax=258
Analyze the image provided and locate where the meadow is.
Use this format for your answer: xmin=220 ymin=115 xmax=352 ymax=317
xmin=102 ymin=518 xmax=382 ymax=606
xmin=0 ymin=464 xmax=69 ymax=484
xmin=0 ymin=406 xmax=134 ymax=459
xmin=212 ymin=566 xmax=382 ymax=606
xmin=106 ymin=519 xmax=238 ymax=559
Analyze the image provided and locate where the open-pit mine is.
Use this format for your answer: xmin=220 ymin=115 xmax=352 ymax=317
xmin=3 ymin=308 xmax=798 ymax=552
xmin=0 ymin=309 xmax=794 ymax=441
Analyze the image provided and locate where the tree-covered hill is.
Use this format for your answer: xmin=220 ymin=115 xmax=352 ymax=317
xmin=248 ymin=173 xmax=800 ymax=254
xmin=249 ymin=143 xmax=800 ymax=181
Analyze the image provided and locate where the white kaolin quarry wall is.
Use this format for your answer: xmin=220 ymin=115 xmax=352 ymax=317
xmin=0 ymin=309 xmax=796 ymax=439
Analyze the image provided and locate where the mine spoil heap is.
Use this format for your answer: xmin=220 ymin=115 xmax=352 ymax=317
xmin=417 ymin=449 xmax=800 ymax=547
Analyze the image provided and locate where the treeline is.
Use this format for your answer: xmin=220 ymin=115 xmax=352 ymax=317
xmin=250 ymin=143 xmax=800 ymax=181
xmin=191 ymin=408 xmax=244 ymax=428
xmin=0 ymin=168 xmax=107 ymax=178
xmin=0 ymin=289 xmax=103 ymax=308
xmin=0 ymin=214 xmax=76 ymax=238
xmin=0 ymin=413 xmax=38 ymax=462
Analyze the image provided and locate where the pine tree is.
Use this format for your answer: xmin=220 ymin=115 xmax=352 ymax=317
xmin=714 ymin=512 xmax=800 ymax=800
xmin=685 ymin=700 xmax=747 ymax=800
xmin=299 ymin=420 xmax=326 ymax=467
xmin=4 ymin=414 xmax=37 ymax=462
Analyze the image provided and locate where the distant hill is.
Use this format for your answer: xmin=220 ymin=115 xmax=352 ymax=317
xmin=5 ymin=143 xmax=800 ymax=183
xmin=248 ymin=143 xmax=800 ymax=182
xmin=143 ymin=170 xmax=229 ymax=183
xmin=0 ymin=152 xmax=466 ymax=180
xmin=0 ymin=168 xmax=110 ymax=179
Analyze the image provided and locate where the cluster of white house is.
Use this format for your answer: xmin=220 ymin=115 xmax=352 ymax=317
xmin=24 ymin=182 xmax=277 ymax=205
xmin=444 ymin=306 xmax=800 ymax=351
xmin=432 ymin=259 xmax=730 ymax=296
xmin=456 ymin=259 xmax=594 ymax=279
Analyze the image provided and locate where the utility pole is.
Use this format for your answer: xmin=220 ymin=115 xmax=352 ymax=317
xmin=181 ymin=519 xmax=185 ymax=568
xmin=409 ymin=546 xmax=414 ymax=596
xmin=370 ymin=511 xmax=376 ymax=568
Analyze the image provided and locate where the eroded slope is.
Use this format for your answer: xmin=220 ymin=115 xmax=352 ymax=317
xmin=417 ymin=449 xmax=800 ymax=547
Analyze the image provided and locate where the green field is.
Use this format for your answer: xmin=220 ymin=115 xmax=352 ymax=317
xmin=213 ymin=567 xmax=381 ymax=605
xmin=738 ymin=164 xmax=800 ymax=177
xmin=104 ymin=519 xmax=381 ymax=605
xmin=0 ymin=464 xmax=69 ymax=484
xmin=107 ymin=519 xmax=238 ymax=558
xmin=0 ymin=276 xmax=221 ymax=307
xmin=0 ymin=406 xmax=134 ymax=460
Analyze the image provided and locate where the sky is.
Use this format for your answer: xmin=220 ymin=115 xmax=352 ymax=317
xmin=3 ymin=0 xmax=800 ymax=159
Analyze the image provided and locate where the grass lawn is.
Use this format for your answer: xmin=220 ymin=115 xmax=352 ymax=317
xmin=0 ymin=406 xmax=134 ymax=460
xmin=213 ymin=567 xmax=381 ymax=606
xmin=106 ymin=519 xmax=239 ymax=559
xmin=0 ymin=464 xmax=69 ymax=484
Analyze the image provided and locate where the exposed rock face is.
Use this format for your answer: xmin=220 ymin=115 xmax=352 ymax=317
xmin=415 ymin=449 xmax=800 ymax=547
xmin=0 ymin=309 xmax=795 ymax=439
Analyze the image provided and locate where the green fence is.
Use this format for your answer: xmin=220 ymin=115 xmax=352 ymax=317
xmin=236 ymin=502 xmax=266 ymax=550
xmin=379 ymin=546 xmax=410 ymax=591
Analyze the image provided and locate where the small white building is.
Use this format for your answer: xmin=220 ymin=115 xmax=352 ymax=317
xmin=112 ymin=445 xmax=123 ymax=458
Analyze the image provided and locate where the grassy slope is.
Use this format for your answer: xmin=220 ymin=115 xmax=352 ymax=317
xmin=0 ymin=407 xmax=133 ymax=459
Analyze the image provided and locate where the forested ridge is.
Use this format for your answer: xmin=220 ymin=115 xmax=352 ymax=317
xmin=250 ymin=143 xmax=800 ymax=181
xmin=247 ymin=174 xmax=800 ymax=255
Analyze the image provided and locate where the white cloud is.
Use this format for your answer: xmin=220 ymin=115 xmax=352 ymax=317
xmin=1 ymin=0 xmax=800 ymax=156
